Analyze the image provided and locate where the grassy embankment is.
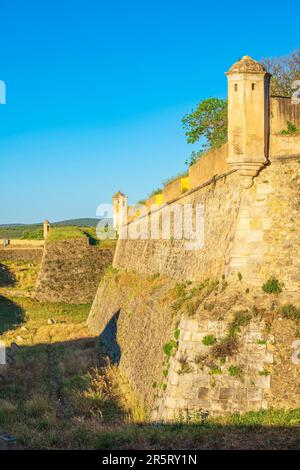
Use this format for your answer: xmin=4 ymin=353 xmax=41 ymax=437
xmin=47 ymin=226 xmax=116 ymax=249
xmin=0 ymin=265 xmax=300 ymax=449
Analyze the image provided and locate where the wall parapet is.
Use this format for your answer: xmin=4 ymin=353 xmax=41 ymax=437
xmin=270 ymin=96 xmax=300 ymax=135
xmin=270 ymin=133 xmax=300 ymax=160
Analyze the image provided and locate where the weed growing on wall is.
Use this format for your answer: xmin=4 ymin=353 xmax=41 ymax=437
xmin=202 ymin=335 xmax=217 ymax=346
xmin=228 ymin=365 xmax=244 ymax=380
xmin=259 ymin=369 xmax=270 ymax=376
xmin=262 ymin=277 xmax=283 ymax=294
xmin=178 ymin=355 xmax=193 ymax=375
xmin=278 ymin=121 xmax=300 ymax=135
xmin=280 ymin=304 xmax=300 ymax=321
xmin=169 ymin=278 xmax=220 ymax=318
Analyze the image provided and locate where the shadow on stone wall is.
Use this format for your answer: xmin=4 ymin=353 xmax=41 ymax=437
xmin=99 ymin=310 xmax=121 ymax=365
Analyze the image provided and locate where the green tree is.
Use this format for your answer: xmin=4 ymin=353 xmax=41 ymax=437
xmin=182 ymin=98 xmax=227 ymax=166
xmin=22 ymin=229 xmax=44 ymax=240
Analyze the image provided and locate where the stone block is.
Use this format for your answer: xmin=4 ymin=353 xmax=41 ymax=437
xmin=191 ymin=331 xmax=205 ymax=342
xmin=239 ymin=209 xmax=250 ymax=218
xmin=165 ymin=397 xmax=177 ymax=408
xmin=175 ymin=398 xmax=188 ymax=409
xmin=256 ymin=183 xmax=272 ymax=195
xmin=207 ymin=321 xmax=220 ymax=331
xmin=181 ymin=330 xmax=192 ymax=341
xmin=211 ymin=400 xmax=229 ymax=412
xmin=261 ymin=400 xmax=269 ymax=410
xmin=255 ymin=375 xmax=271 ymax=389
xmin=229 ymin=256 xmax=248 ymax=267
xmin=198 ymin=387 xmax=209 ymax=399
xmin=170 ymin=373 xmax=179 ymax=386
xmin=265 ymin=352 xmax=274 ymax=364
xmin=261 ymin=218 xmax=272 ymax=230
xmin=234 ymin=387 xmax=247 ymax=401
xmin=247 ymin=387 xmax=262 ymax=401
xmin=249 ymin=207 xmax=268 ymax=218
xmin=250 ymin=218 xmax=262 ymax=230
xmin=219 ymin=388 xmax=234 ymax=400
xmin=245 ymin=230 xmax=264 ymax=242
xmin=236 ymin=218 xmax=250 ymax=230
xmin=183 ymin=320 xmax=198 ymax=331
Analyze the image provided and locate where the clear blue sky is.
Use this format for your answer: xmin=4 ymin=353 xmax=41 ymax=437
xmin=0 ymin=0 xmax=299 ymax=224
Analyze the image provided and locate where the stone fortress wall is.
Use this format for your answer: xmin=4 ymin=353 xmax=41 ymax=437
xmin=88 ymin=56 xmax=300 ymax=419
xmin=35 ymin=237 xmax=114 ymax=304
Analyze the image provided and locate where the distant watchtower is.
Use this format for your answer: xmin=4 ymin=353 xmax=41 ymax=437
xmin=113 ymin=191 xmax=127 ymax=233
xmin=226 ymin=55 xmax=271 ymax=188
xmin=43 ymin=220 xmax=51 ymax=239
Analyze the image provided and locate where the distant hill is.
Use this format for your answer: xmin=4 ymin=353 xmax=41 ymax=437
xmin=53 ymin=218 xmax=112 ymax=227
xmin=0 ymin=218 xmax=112 ymax=239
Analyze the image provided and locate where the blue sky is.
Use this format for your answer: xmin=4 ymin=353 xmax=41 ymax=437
xmin=0 ymin=0 xmax=299 ymax=224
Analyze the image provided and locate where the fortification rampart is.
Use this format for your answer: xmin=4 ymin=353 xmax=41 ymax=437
xmin=0 ymin=246 xmax=43 ymax=263
xmin=89 ymin=56 xmax=300 ymax=420
xmin=36 ymin=238 xmax=114 ymax=304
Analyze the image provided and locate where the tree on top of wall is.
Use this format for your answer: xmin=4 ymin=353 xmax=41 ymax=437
xmin=261 ymin=50 xmax=300 ymax=97
xmin=182 ymin=98 xmax=227 ymax=166
xmin=183 ymin=50 xmax=300 ymax=166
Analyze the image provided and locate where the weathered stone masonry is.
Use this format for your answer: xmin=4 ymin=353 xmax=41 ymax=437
xmin=88 ymin=55 xmax=300 ymax=419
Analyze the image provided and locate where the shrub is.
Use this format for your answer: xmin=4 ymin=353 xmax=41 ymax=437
xmin=22 ymin=229 xmax=44 ymax=240
xmin=174 ymin=328 xmax=180 ymax=340
xmin=25 ymin=397 xmax=50 ymax=418
xmin=163 ymin=340 xmax=177 ymax=357
xmin=212 ymin=336 xmax=238 ymax=358
xmin=194 ymin=353 xmax=207 ymax=365
xmin=228 ymin=365 xmax=243 ymax=379
xmin=202 ymin=335 xmax=217 ymax=346
xmin=259 ymin=369 xmax=270 ymax=376
xmin=279 ymin=121 xmax=300 ymax=135
xmin=178 ymin=356 xmax=193 ymax=375
xmin=203 ymin=302 xmax=215 ymax=311
xmin=0 ymin=400 xmax=17 ymax=424
xmin=209 ymin=366 xmax=222 ymax=375
xmin=185 ymin=300 xmax=201 ymax=317
xmin=280 ymin=304 xmax=300 ymax=320
xmin=237 ymin=272 xmax=243 ymax=281
xmin=257 ymin=339 xmax=266 ymax=345
xmin=228 ymin=311 xmax=252 ymax=337
xmin=104 ymin=265 xmax=119 ymax=276
xmin=262 ymin=277 xmax=283 ymax=294
xmin=173 ymin=282 xmax=187 ymax=298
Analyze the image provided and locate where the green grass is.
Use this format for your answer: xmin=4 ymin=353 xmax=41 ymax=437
xmin=47 ymin=226 xmax=87 ymax=242
xmin=46 ymin=225 xmax=117 ymax=247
